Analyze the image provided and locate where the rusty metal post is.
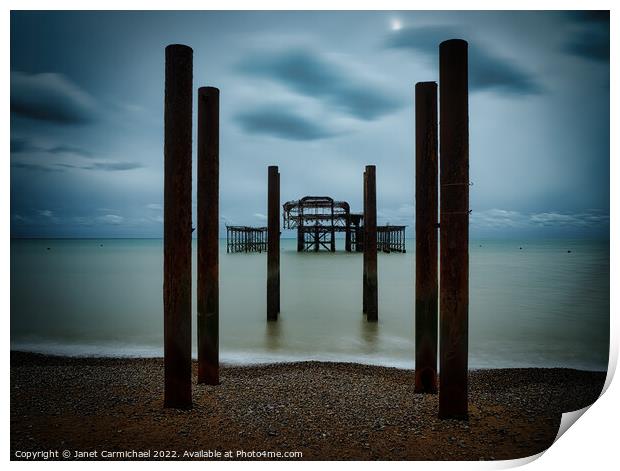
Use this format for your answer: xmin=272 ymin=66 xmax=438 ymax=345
xmin=355 ymin=218 xmax=363 ymax=252
xmin=365 ymin=165 xmax=378 ymax=322
xmin=362 ymin=170 xmax=368 ymax=313
xmin=330 ymin=200 xmax=336 ymax=252
xmin=297 ymin=204 xmax=304 ymax=252
xmin=439 ymin=39 xmax=469 ymax=419
xmin=345 ymin=211 xmax=352 ymax=252
xmin=276 ymin=170 xmax=281 ymax=313
xmin=297 ymin=228 xmax=304 ymax=252
xmin=267 ymin=165 xmax=279 ymax=321
xmin=163 ymin=44 xmax=193 ymax=409
xmin=314 ymin=224 xmax=319 ymax=252
xmin=197 ymin=86 xmax=219 ymax=385
xmin=415 ymin=82 xmax=438 ymax=394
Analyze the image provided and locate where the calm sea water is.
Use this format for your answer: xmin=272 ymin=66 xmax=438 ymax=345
xmin=10 ymin=238 xmax=609 ymax=370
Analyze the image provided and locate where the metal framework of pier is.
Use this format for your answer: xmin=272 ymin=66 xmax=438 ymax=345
xmin=377 ymin=225 xmax=407 ymax=253
xmin=226 ymin=225 xmax=268 ymax=253
xmin=282 ymin=195 xmax=405 ymax=253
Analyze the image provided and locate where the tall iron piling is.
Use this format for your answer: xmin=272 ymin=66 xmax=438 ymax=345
xmin=364 ymin=165 xmax=378 ymax=322
xmin=163 ymin=44 xmax=193 ymax=409
xmin=330 ymin=200 xmax=336 ymax=252
xmin=267 ymin=165 xmax=280 ymax=321
xmin=345 ymin=212 xmax=352 ymax=252
xmin=439 ymin=39 xmax=470 ymax=419
xmin=276 ymin=170 xmax=281 ymax=313
xmin=362 ymin=170 xmax=368 ymax=313
xmin=197 ymin=86 xmax=219 ymax=385
xmin=415 ymin=82 xmax=439 ymax=394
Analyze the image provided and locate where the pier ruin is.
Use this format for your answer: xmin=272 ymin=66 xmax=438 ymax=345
xmin=226 ymin=226 xmax=268 ymax=253
xmin=282 ymin=195 xmax=406 ymax=253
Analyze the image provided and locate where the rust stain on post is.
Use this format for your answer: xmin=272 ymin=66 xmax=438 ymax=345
xmin=415 ymin=82 xmax=439 ymax=394
xmin=267 ymin=165 xmax=280 ymax=321
xmin=439 ymin=39 xmax=469 ymax=419
xmin=197 ymin=86 xmax=219 ymax=385
xmin=365 ymin=165 xmax=378 ymax=322
xmin=163 ymin=44 xmax=193 ymax=409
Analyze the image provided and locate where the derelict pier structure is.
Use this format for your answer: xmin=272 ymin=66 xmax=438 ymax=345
xmin=282 ymin=195 xmax=406 ymax=253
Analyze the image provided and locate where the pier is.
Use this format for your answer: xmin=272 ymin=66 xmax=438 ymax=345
xmin=226 ymin=226 xmax=268 ymax=253
xmin=282 ymin=195 xmax=406 ymax=253
xmin=377 ymin=225 xmax=407 ymax=253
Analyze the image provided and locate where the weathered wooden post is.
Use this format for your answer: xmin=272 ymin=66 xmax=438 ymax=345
xmin=163 ymin=44 xmax=193 ymax=409
xmin=415 ymin=82 xmax=439 ymax=394
xmin=365 ymin=165 xmax=378 ymax=322
xmin=267 ymin=165 xmax=280 ymax=321
xmin=197 ymin=86 xmax=219 ymax=385
xmin=439 ymin=39 xmax=469 ymax=419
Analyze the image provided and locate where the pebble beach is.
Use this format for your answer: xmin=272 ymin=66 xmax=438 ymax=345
xmin=11 ymin=352 xmax=605 ymax=460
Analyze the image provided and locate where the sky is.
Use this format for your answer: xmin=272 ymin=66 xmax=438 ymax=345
xmin=10 ymin=10 xmax=610 ymax=238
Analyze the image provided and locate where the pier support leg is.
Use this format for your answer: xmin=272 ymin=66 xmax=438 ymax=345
xmin=163 ymin=44 xmax=193 ymax=409
xmin=363 ymin=170 xmax=368 ymax=313
xmin=345 ymin=212 xmax=351 ymax=252
xmin=267 ymin=165 xmax=280 ymax=321
xmin=276 ymin=171 xmax=280 ymax=313
xmin=314 ymin=225 xmax=319 ymax=252
xmin=439 ymin=39 xmax=469 ymax=419
xmin=330 ymin=201 xmax=336 ymax=252
xmin=297 ymin=228 xmax=304 ymax=252
xmin=197 ymin=86 xmax=219 ymax=385
xmin=365 ymin=165 xmax=378 ymax=322
xmin=414 ymin=82 xmax=438 ymax=394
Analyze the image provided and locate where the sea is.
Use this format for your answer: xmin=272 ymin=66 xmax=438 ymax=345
xmin=10 ymin=238 xmax=609 ymax=371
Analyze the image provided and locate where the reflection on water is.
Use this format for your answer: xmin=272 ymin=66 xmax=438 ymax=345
xmin=10 ymin=238 xmax=609 ymax=370
xmin=360 ymin=320 xmax=379 ymax=353
xmin=265 ymin=320 xmax=282 ymax=352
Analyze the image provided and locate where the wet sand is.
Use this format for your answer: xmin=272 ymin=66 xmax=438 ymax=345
xmin=11 ymin=352 xmax=605 ymax=460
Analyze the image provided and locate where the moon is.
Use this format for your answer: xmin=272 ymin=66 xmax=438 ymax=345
xmin=390 ymin=18 xmax=402 ymax=31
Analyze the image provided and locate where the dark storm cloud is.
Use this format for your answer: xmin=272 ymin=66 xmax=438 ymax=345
xmin=89 ymin=162 xmax=143 ymax=171
xmin=562 ymin=12 xmax=609 ymax=62
xmin=11 ymin=137 xmax=93 ymax=158
xmin=48 ymin=145 xmax=93 ymax=158
xmin=11 ymin=162 xmax=62 ymax=172
xmin=237 ymin=48 xmax=401 ymax=120
xmin=235 ymin=107 xmax=338 ymax=141
xmin=568 ymin=11 xmax=609 ymax=24
xmin=12 ymin=161 xmax=143 ymax=173
xmin=11 ymin=71 xmax=97 ymax=124
xmin=563 ymin=30 xmax=609 ymax=61
xmin=385 ymin=26 xmax=542 ymax=95
xmin=10 ymin=137 xmax=39 ymax=154
xmin=57 ymin=162 xmax=143 ymax=171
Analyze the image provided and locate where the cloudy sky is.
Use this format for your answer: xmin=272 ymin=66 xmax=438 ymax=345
xmin=10 ymin=11 xmax=609 ymax=238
